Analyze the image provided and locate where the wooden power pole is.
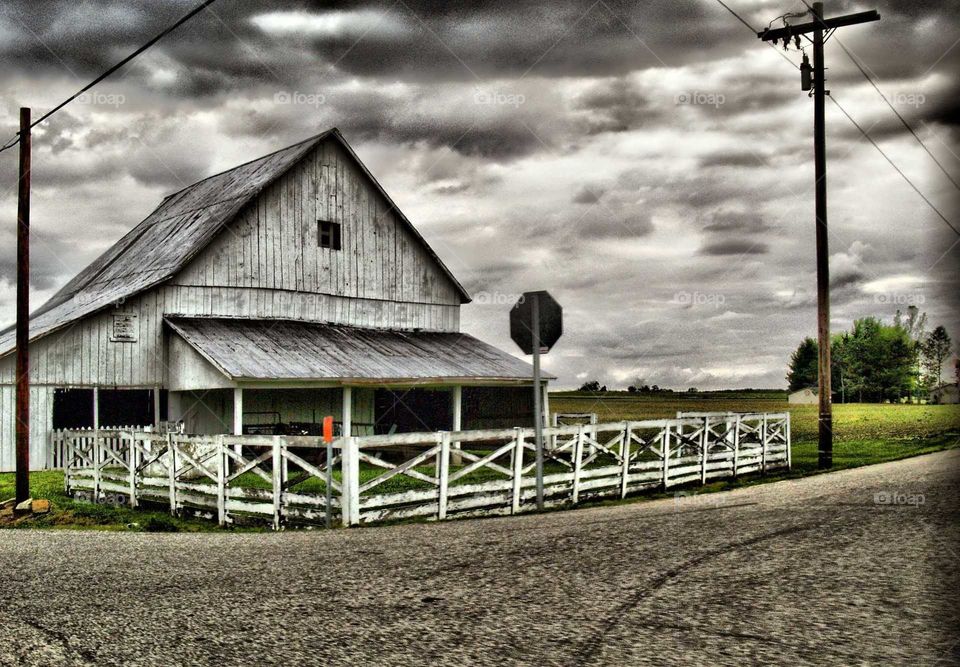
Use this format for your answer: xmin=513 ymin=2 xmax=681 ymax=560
xmin=759 ymin=3 xmax=879 ymax=469
xmin=15 ymin=107 xmax=31 ymax=503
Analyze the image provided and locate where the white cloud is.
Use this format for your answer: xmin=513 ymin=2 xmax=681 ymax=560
xmin=249 ymin=10 xmax=405 ymax=38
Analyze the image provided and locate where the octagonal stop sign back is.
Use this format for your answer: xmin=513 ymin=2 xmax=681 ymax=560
xmin=510 ymin=290 xmax=562 ymax=355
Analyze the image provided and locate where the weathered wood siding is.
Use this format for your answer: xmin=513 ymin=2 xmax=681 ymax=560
xmin=0 ymin=135 xmax=466 ymax=469
xmin=0 ymin=385 xmax=52 ymax=470
xmin=174 ymin=139 xmax=462 ymax=309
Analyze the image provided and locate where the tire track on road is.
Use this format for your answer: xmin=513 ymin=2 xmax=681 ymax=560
xmin=570 ymin=521 xmax=824 ymax=665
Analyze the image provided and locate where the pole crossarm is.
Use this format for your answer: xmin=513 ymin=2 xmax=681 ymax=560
xmin=758 ymin=10 xmax=879 ymax=41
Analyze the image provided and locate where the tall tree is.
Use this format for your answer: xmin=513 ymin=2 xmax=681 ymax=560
xmin=921 ymin=326 xmax=953 ymax=388
xmin=787 ymin=338 xmax=819 ymax=391
xmin=894 ymin=306 xmax=928 ymax=401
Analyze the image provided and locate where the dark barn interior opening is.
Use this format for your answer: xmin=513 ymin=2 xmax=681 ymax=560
xmin=98 ymin=389 xmax=153 ymax=427
xmin=374 ymin=388 xmax=452 ymax=434
xmin=463 ymin=387 xmax=535 ymax=430
xmin=52 ymin=389 xmax=95 ymax=430
xmin=53 ymin=389 xmax=167 ymax=430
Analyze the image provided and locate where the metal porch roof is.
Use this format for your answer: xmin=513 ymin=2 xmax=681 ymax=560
xmin=166 ymin=318 xmax=550 ymax=383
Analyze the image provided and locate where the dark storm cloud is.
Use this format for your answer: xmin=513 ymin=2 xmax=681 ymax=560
xmin=699 ymin=151 xmax=769 ymax=168
xmin=0 ymin=0 xmax=956 ymax=389
xmin=699 ymin=239 xmax=770 ymax=256
xmin=572 ymin=78 xmax=659 ymax=134
xmin=702 ymin=211 xmax=771 ymax=234
xmin=572 ymin=184 xmax=605 ymax=204
xmin=0 ymin=228 xmax=75 ymax=290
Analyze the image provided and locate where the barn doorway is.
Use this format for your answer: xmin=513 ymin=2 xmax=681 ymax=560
xmin=98 ymin=389 xmax=163 ymax=427
xmin=52 ymin=389 xmax=95 ymax=430
xmin=374 ymin=388 xmax=452 ymax=434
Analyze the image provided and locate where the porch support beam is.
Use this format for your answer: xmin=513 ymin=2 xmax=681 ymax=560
xmin=153 ymin=386 xmax=162 ymax=427
xmin=342 ymin=386 xmax=352 ymax=437
xmin=451 ymin=385 xmax=463 ymax=465
xmin=233 ymin=387 xmax=243 ymax=435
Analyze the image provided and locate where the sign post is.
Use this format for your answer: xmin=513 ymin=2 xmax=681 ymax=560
xmin=323 ymin=415 xmax=334 ymax=528
xmin=510 ymin=290 xmax=562 ymax=511
xmin=531 ymin=294 xmax=543 ymax=509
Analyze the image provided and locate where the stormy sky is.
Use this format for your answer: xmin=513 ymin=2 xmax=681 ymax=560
xmin=0 ymin=0 xmax=958 ymax=389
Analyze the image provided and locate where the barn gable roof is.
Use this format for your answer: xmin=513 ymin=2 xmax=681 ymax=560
xmin=0 ymin=129 xmax=470 ymax=356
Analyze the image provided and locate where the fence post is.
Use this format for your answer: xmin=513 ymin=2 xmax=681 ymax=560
xmin=761 ymin=414 xmax=768 ymax=474
xmin=340 ymin=436 xmax=360 ymax=527
xmin=662 ymin=423 xmax=671 ymax=490
xmin=92 ymin=429 xmax=102 ymax=503
xmin=63 ymin=433 xmax=72 ymax=495
xmin=571 ymin=424 xmax=585 ymax=504
xmin=589 ymin=413 xmax=598 ymax=458
xmin=272 ymin=435 xmax=283 ymax=530
xmin=786 ymin=412 xmax=792 ymax=471
xmin=167 ymin=433 xmax=177 ymax=516
xmin=438 ymin=432 xmax=450 ymax=520
xmin=733 ymin=415 xmax=741 ymax=478
xmin=127 ymin=432 xmax=138 ymax=508
xmin=511 ymin=428 xmax=523 ymax=514
xmin=325 ymin=439 xmax=333 ymax=529
xmin=619 ymin=423 xmax=631 ymax=499
xmin=217 ymin=435 xmax=226 ymax=527
xmin=700 ymin=417 xmax=710 ymax=485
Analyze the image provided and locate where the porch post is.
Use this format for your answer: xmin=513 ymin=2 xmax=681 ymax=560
xmin=233 ymin=387 xmax=243 ymax=435
xmin=233 ymin=386 xmax=243 ymax=456
xmin=451 ymin=385 xmax=462 ymax=466
xmin=92 ymin=387 xmax=99 ymax=430
xmin=153 ymin=386 xmax=162 ymax=427
xmin=342 ymin=386 xmax=352 ymax=437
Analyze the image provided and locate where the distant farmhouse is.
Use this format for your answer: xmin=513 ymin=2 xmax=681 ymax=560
xmin=788 ymin=387 xmax=818 ymax=405
xmin=0 ymin=129 xmax=547 ymax=471
xmin=929 ymin=383 xmax=959 ymax=405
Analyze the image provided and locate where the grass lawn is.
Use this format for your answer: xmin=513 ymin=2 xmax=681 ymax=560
xmin=2 ymin=396 xmax=957 ymax=531
xmin=0 ymin=470 xmax=223 ymax=532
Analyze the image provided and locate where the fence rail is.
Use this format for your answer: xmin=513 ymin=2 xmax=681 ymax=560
xmin=61 ymin=412 xmax=790 ymax=528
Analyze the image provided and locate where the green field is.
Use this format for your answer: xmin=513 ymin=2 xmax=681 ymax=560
xmin=3 ymin=394 xmax=958 ymax=531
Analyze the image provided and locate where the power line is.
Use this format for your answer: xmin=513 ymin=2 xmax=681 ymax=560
xmin=715 ymin=0 xmax=757 ymax=32
xmin=712 ymin=0 xmax=960 ymax=239
xmin=829 ymin=95 xmax=959 ymax=237
xmin=0 ymin=0 xmax=219 ymax=154
xmin=832 ymin=38 xmax=960 ymax=192
xmin=714 ymin=0 xmax=801 ymax=69
xmin=791 ymin=0 xmax=960 ymax=191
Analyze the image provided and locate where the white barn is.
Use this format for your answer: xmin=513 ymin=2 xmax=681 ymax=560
xmin=0 ymin=129 xmax=547 ymax=470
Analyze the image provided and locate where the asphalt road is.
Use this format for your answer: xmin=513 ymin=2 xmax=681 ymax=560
xmin=1 ymin=449 xmax=958 ymax=666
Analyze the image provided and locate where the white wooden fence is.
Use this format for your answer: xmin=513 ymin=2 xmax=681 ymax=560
xmin=62 ymin=412 xmax=790 ymax=528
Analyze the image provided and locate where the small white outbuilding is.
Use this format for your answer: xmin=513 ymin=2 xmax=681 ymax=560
xmin=788 ymin=387 xmax=818 ymax=405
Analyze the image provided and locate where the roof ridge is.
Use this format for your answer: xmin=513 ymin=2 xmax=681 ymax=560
xmin=159 ymin=128 xmax=336 ymax=200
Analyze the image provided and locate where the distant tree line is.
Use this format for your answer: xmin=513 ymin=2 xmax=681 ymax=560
xmin=787 ymin=307 xmax=954 ymax=402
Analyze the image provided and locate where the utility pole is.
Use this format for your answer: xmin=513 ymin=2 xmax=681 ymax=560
xmin=15 ymin=107 xmax=31 ymax=504
xmin=759 ymin=2 xmax=879 ymax=469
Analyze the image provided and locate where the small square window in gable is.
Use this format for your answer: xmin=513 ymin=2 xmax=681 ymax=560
xmin=318 ymin=220 xmax=342 ymax=250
